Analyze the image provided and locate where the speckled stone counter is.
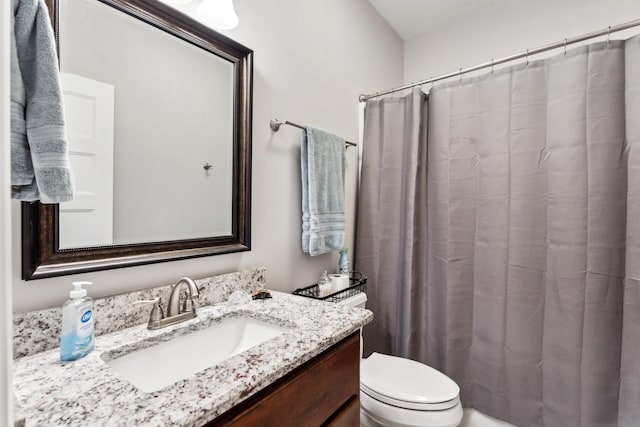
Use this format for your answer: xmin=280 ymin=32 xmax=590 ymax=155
xmin=14 ymin=267 xmax=267 ymax=359
xmin=14 ymin=395 xmax=25 ymax=427
xmin=13 ymin=292 xmax=372 ymax=426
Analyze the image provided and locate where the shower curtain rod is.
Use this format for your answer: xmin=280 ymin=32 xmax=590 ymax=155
xmin=270 ymin=118 xmax=357 ymax=147
xmin=358 ymin=18 xmax=640 ymax=102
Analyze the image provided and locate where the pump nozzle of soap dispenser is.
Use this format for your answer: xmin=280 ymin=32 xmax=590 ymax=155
xmin=70 ymin=281 xmax=93 ymax=299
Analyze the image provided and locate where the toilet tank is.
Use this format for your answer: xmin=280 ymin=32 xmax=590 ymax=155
xmin=337 ymin=292 xmax=367 ymax=358
xmin=338 ymin=292 xmax=367 ymax=309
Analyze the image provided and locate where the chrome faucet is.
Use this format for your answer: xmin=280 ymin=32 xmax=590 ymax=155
xmin=167 ymin=277 xmax=200 ymax=317
xmin=134 ymin=277 xmax=201 ymax=330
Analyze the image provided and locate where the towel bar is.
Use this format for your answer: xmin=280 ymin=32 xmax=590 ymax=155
xmin=270 ymin=119 xmax=357 ymax=148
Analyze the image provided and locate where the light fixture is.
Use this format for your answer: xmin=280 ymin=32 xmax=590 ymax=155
xmin=197 ymin=0 xmax=239 ymax=30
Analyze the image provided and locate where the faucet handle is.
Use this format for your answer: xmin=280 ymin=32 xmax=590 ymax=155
xmin=133 ymin=298 xmax=165 ymax=329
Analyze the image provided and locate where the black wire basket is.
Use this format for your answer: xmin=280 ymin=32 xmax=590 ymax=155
xmin=293 ymin=271 xmax=367 ymax=303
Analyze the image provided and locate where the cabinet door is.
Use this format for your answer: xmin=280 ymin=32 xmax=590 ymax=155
xmin=206 ymin=332 xmax=360 ymax=427
xmin=323 ymin=395 xmax=360 ymax=427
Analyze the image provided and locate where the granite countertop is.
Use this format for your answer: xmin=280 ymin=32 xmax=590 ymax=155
xmin=14 ymin=395 xmax=25 ymax=427
xmin=13 ymin=292 xmax=372 ymax=427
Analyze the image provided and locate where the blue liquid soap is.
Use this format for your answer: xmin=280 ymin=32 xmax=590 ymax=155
xmin=60 ymin=281 xmax=95 ymax=362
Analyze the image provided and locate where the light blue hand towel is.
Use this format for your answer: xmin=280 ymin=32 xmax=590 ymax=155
xmin=301 ymin=126 xmax=346 ymax=256
xmin=11 ymin=0 xmax=74 ymax=203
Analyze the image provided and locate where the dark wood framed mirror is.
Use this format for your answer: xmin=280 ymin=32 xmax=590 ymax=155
xmin=23 ymin=0 xmax=252 ymax=280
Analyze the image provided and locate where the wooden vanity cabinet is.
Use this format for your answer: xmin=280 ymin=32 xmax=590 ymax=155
xmin=205 ymin=332 xmax=360 ymax=427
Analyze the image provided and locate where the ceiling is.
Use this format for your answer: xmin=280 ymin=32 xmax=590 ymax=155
xmin=367 ymin=0 xmax=500 ymax=40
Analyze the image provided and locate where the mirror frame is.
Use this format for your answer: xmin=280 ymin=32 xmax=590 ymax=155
xmin=23 ymin=0 xmax=252 ymax=280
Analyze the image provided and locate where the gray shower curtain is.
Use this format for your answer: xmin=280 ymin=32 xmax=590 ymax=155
xmin=356 ymin=38 xmax=640 ymax=427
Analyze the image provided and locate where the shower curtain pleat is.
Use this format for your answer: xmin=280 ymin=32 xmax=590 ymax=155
xmin=356 ymin=88 xmax=428 ymax=358
xmin=619 ymin=35 xmax=640 ymax=425
xmin=356 ymin=36 xmax=640 ymax=427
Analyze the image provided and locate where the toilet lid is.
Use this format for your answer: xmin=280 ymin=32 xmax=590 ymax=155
xmin=360 ymin=353 xmax=460 ymax=410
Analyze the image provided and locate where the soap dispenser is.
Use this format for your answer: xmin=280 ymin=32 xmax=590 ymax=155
xmin=60 ymin=281 xmax=95 ymax=362
xmin=338 ymin=248 xmax=349 ymax=275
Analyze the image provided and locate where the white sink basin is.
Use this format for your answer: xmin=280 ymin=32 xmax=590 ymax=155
xmin=104 ymin=315 xmax=290 ymax=392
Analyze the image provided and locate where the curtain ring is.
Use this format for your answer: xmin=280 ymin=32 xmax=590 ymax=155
xmin=491 ymin=59 xmax=494 ymax=74
xmin=526 ymin=49 xmax=529 ymax=65
xmin=459 ymin=68 xmax=462 ymax=82
xmin=563 ymin=38 xmax=567 ymax=56
xmin=429 ymin=76 xmax=434 ymax=89
xmin=607 ymin=25 xmax=611 ymax=44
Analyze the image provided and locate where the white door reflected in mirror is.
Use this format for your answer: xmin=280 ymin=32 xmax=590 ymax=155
xmin=59 ymin=73 xmax=115 ymax=249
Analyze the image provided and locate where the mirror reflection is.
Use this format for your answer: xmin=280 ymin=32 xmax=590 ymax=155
xmin=57 ymin=0 xmax=234 ymax=249
xmin=23 ymin=0 xmax=251 ymax=280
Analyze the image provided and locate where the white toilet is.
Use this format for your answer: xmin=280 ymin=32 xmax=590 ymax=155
xmin=339 ymin=293 xmax=463 ymax=427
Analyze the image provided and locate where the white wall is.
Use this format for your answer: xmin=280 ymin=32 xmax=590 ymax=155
xmin=0 ymin=0 xmax=12 ymax=422
xmin=12 ymin=0 xmax=403 ymax=313
xmin=404 ymin=0 xmax=640 ymax=85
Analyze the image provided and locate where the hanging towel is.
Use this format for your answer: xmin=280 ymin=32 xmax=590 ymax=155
xmin=301 ymin=126 xmax=346 ymax=256
xmin=11 ymin=0 xmax=74 ymax=203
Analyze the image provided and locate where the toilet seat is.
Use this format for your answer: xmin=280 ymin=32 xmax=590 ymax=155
xmin=360 ymin=352 xmax=460 ymax=411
